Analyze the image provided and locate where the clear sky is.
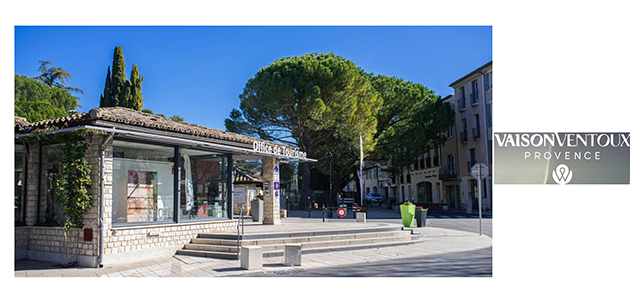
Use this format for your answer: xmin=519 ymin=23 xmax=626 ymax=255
xmin=15 ymin=26 xmax=492 ymax=130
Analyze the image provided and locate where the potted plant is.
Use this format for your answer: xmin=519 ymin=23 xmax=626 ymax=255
xmin=415 ymin=206 xmax=429 ymax=227
xmin=400 ymin=201 xmax=416 ymax=227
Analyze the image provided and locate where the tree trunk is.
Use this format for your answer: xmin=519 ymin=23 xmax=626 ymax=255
xmin=353 ymin=168 xmax=362 ymax=206
xmin=333 ymin=168 xmax=344 ymax=207
xmin=300 ymin=162 xmax=311 ymax=210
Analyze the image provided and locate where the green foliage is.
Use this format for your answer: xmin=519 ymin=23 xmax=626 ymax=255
xmin=14 ymin=75 xmax=79 ymax=122
xmin=141 ymin=108 xmax=154 ymax=114
xmin=369 ymin=75 xmax=454 ymax=169
xmin=225 ymin=53 xmax=455 ymax=202
xmin=34 ymin=61 xmax=84 ymax=95
xmin=99 ymin=67 xmax=111 ymax=108
xmin=226 ymin=53 xmax=382 ymax=206
xmin=19 ymin=129 xmax=93 ymax=230
xmin=227 ymin=52 xmax=380 ymax=150
xmin=100 ymin=46 xmax=144 ymax=110
xmin=52 ymin=131 xmax=92 ymax=230
xmin=169 ymin=115 xmax=184 ymax=122
xmin=128 ymin=64 xmax=144 ymax=111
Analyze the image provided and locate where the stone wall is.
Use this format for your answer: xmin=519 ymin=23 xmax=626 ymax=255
xmin=103 ymin=220 xmax=236 ymax=257
xmin=15 ymin=135 xmax=103 ymax=266
xmin=262 ymin=157 xmax=280 ymax=225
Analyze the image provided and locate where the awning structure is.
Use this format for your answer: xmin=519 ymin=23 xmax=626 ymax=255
xmin=14 ymin=107 xmax=316 ymax=163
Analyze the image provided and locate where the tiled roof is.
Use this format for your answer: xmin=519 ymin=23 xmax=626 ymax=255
xmin=15 ymin=107 xmax=292 ymax=150
xmin=14 ymin=116 xmax=29 ymax=128
xmin=233 ymin=168 xmax=262 ymax=184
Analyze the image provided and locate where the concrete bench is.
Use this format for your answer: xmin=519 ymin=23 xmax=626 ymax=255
xmin=240 ymin=246 xmax=263 ymax=270
xmin=284 ymin=243 xmax=302 ymax=266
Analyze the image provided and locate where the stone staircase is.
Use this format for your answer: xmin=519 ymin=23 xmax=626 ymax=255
xmin=176 ymin=225 xmax=422 ymax=260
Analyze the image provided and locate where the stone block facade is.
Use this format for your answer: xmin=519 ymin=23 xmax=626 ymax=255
xmin=262 ymin=157 xmax=281 ymax=225
xmin=15 ymin=133 xmax=238 ymax=267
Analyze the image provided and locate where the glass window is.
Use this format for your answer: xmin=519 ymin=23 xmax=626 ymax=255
xmin=15 ymin=144 xmax=26 ymax=224
xmin=112 ymin=140 xmax=175 ymax=224
xmin=40 ymin=144 xmax=64 ymax=225
xmin=180 ymin=148 xmax=228 ymax=220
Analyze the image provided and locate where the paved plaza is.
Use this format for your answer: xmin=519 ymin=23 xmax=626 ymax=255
xmin=15 ymin=215 xmax=492 ymax=277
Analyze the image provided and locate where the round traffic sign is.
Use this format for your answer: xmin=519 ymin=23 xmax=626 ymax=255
xmin=337 ymin=208 xmax=347 ymax=218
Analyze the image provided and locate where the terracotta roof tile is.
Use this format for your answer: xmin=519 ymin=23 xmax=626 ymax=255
xmin=16 ymin=107 xmax=298 ymax=153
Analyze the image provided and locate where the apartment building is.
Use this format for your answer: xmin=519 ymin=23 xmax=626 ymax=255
xmin=363 ymin=162 xmax=391 ymax=199
xmin=438 ymin=95 xmax=461 ymax=210
xmin=450 ymin=61 xmax=493 ymax=212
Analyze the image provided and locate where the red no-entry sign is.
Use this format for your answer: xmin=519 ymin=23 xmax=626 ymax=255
xmin=337 ymin=208 xmax=347 ymax=218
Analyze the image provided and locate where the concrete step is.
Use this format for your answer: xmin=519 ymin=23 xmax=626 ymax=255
xmin=175 ymin=249 xmax=238 ymax=259
xmin=176 ymin=225 xmax=418 ymax=260
xmin=192 ymin=229 xmax=411 ymax=247
xmin=186 ymin=231 xmax=412 ymax=253
xmin=198 ymin=226 xmax=401 ymax=240
xmin=263 ymin=238 xmax=425 ymax=258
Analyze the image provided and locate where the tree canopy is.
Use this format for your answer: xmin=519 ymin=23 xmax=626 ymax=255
xmin=14 ymin=74 xmax=79 ymax=122
xmin=225 ymin=53 xmax=382 ymax=207
xmin=34 ymin=60 xmax=84 ymax=95
xmin=100 ymin=46 xmax=144 ymax=110
xmin=369 ymin=75 xmax=454 ymax=170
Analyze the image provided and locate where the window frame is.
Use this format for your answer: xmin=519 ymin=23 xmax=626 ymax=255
xmin=110 ymin=137 xmax=234 ymax=228
xmin=15 ymin=143 xmax=28 ymax=226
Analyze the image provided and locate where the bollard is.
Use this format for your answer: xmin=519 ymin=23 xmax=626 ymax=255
xmin=284 ymin=244 xmax=302 ymax=266
xmin=356 ymin=212 xmax=367 ymax=222
xmin=240 ymin=246 xmax=263 ymax=270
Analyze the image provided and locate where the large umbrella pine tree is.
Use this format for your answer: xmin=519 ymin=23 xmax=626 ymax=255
xmin=225 ymin=53 xmax=382 ymax=209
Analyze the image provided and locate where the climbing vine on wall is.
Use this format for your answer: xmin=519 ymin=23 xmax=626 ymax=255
xmin=52 ymin=132 xmax=92 ymax=230
xmin=20 ymin=128 xmax=94 ymax=229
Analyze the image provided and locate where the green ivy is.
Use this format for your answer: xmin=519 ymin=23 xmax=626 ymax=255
xmin=19 ymin=128 xmax=93 ymax=229
xmin=52 ymin=134 xmax=92 ymax=230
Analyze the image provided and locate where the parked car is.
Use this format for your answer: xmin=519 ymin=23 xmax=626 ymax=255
xmin=365 ymin=193 xmax=384 ymax=203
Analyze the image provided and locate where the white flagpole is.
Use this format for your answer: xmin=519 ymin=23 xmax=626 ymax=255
xmin=360 ymin=134 xmax=364 ymax=206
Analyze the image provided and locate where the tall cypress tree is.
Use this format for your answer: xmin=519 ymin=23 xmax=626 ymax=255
xmin=99 ymin=46 xmax=143 ymax=110
xmin=99 ymin=66 xmax=111 ymax=107
xmin=111 ymin=46 xmax=127 ymax=107
xmin=129 ymin=64 xmax=144 ymax=111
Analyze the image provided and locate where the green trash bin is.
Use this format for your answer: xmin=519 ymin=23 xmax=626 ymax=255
xmin=400 ymin=202 xmax=416 ymax=227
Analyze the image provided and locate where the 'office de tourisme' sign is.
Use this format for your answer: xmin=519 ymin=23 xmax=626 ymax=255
xmin=253 ymin=141 xmax=308 ymax=159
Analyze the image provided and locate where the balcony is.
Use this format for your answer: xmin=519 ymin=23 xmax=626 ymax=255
xmin=467 ymin=160 xmax=477 ymax=172
xmin=470 ymin=93 xmax=479 ymax=106
xmin=439 ymin=169 xmax=457 ymax=180
xmin=457 ymin=97 xmax=466 ymax=111
xmin=460 ymin=130 xmax=468 ymax=143
xmin=472 ymin=127 xmax=481 ymax=140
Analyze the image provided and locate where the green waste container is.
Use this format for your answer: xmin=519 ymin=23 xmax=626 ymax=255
xmin=400 ymin=203 xmax=416 ymax=227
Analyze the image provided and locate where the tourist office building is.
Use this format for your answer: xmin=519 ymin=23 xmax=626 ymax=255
xmin=14 ymin=107 xmax=315 ymax=267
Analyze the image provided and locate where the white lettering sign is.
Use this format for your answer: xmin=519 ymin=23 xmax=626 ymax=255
xmin=253 ymin=141 xmax=308 ymax=159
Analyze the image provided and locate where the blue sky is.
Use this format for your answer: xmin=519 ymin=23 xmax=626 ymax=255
xmin=15 ymin=26 xmax=492 ymax=130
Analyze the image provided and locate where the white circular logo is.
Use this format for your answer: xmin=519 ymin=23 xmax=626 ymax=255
xmin=552 ymin=164 xmax=573 ymax=185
